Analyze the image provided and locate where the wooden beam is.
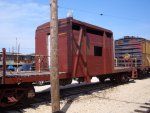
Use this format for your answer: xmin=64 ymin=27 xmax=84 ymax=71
xmin=72 ymin=27 xmax=83 ymax=78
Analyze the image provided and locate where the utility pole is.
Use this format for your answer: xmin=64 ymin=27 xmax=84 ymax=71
xmin=50 ymin=0 xmax=60 ymax=112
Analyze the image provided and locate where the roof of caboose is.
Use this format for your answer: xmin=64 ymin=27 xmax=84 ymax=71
xmin=36 ymin=17 xmax=113 ymax=33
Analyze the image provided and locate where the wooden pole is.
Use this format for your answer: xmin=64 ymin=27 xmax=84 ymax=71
xmin=2 ymin=48 xmax=6 ymax=84
xmin=50 ymin=0 xmax=60 ymax=112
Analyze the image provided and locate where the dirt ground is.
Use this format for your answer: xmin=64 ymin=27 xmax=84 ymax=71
xmin=6 ymin=77 xmax=150 ymax=113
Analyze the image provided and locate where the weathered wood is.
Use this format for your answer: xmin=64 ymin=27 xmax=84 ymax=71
xmin=50 ymin=0 xmax=60 ymax=112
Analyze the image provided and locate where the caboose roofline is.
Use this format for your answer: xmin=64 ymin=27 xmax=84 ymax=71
xmin=36 ymin=17 xmax=113 ymax=34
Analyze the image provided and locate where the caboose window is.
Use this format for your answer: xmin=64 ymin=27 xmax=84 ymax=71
xmin=106 ymin=32 xmax=112 ymax=38
xmin=86 ymin=28 xmax=103 ymax=36
xmin=94 ymin=46 xmax=102 ymax=56
xmin=72 ymin=24 xmax=80 ymax=31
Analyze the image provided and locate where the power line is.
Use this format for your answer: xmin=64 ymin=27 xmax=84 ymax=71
xmin=59 ymin=6 xmax=103 ymax=16
xmin=58 ymin=5 xmax=148 ymax=23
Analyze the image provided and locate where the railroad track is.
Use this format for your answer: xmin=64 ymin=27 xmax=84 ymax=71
xmin=1 ymin=81 xmax=116 ymax=112
xmin=3 ymin=80 xmax=150 ymax=113
xmin=30 ymin=81 xmax=116 ymax=106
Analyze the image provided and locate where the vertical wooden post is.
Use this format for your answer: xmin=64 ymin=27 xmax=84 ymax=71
xmin=50 ymin=0 xmax=60 ymax=112
xmin=38 ymin=56 xmax=41 ymax=73
xmin=103 ymin=32 xmax=106 ymax=74
xmin=83 ymin=27 xmax=90 ymax=83
xmin=16 ymin=38 xmax=19 ymax=73
xmin=72 ymin=27 xmax=83 ymax=78
xmin=2 ymin=48 xmax=6 ymax=84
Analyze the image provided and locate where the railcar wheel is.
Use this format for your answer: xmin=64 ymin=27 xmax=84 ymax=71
xmin=124 ymin=74 xmax=130 ymax=83
xmin=0 ymin=83 xmax=35 ymax=108
xmin=22 ymin=83 xmax=35 ymax=99
xmin=138 ymin=70 xmax=145 ymax=79
xmin=59 ymin=79 xmax=72 ymax=86
xmin=36 ymin=81 xmax=45 ymax=86
xmin=77 ymin=77 xmax=84 ymax=84
xmin=116 ymin=74 xmax=129 ymax=84
xmin=97 ymin=77 xmax=105 ymax=83
xmin=115 ymin=75 xmax=121 ymax=84
xmin=110 ymin=77 xmax=116 ymax=83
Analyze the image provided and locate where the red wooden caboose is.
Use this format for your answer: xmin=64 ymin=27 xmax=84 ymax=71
xmin=35 ymin=17 xmax=114 ymax=83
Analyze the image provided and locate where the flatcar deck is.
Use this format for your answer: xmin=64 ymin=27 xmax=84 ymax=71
xmin=0 ymin=71 xmax=50 ymax=77
xmin=114 ymin=67 xmax=133 ymax=73
xmin=114 ymin=67 xmax=131 ymax=70
xmin=0 ymin=71 xmax=70 ymax=84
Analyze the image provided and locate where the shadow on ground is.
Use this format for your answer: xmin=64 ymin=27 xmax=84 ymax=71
xmin=134 ymin=100 xmax=150 ymax=113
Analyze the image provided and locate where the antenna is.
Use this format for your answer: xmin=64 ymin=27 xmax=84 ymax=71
xmin=67 ymin=10 xmax=73 ymax=18
xmin=12 ymin=46 xmax=14 ymax=53
xmin=16 ymin=38 xmax=17 ymax=53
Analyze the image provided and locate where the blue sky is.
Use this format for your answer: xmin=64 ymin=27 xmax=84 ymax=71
xmin=0 ymin=0 xmax=150 ymax=53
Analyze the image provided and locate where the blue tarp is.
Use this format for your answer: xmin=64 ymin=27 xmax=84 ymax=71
xmin=7 ymin=65 xmax=14 ymax=70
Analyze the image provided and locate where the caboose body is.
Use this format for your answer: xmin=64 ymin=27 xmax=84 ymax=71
xmin=36 ymin=17 xmax=114 ymax=82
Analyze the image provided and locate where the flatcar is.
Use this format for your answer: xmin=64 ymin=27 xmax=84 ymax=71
xmin=0 ymin=17 xmax=146 ymax=108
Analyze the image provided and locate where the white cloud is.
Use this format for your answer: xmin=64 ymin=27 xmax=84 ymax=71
xmin=0 ymin=0 xmax=49 ymax=53
xmin=0 ymin=1 xmax=49 ymax=21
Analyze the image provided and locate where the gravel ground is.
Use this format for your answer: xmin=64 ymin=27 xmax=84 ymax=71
xmin=7 ymin=77 xmax=150 ymax=113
